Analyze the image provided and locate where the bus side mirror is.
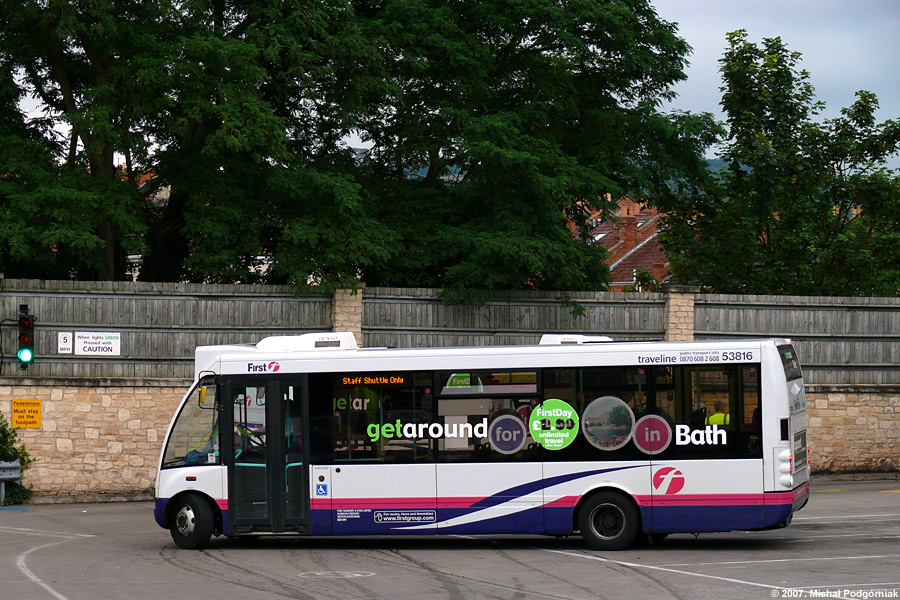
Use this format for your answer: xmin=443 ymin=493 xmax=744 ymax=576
xmin=198 ymin=385 xmax=216 ymax=409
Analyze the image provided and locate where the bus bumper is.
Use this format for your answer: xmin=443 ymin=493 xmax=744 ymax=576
xmin=791 ymin=480 xmax=810 ymax=512
xmin=154 ymin=498 xmax=168 ymax=528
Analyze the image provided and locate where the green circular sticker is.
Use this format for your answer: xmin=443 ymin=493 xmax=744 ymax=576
xmin=529 ymin=399 xmax=579 ymax=450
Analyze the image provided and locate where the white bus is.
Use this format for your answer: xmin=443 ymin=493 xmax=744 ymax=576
xmin=154 ymin=332 xmax=810 ymax=550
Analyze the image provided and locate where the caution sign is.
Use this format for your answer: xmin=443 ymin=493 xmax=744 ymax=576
xmin=75 ymin=332 xmax=121 ymax=356
xmin=12 ymin=399 xmax=41 ymax=429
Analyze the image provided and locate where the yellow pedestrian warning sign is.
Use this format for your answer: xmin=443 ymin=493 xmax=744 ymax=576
xmin=12 ymin=399 xmax=41 ymax=429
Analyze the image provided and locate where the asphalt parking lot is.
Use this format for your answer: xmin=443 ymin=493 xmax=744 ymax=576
xmin=2 ymin=478 xmax=899 ymax=600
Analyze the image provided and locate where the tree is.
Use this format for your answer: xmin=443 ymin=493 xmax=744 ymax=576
xmin=658 ymin=30 xmax=900 ymax=296
xmin=355 ymin=0 xmax=715 ymax=299
xmin=1 ymin=0 xmax=391 ymax=286
xmin=138 ymin=0 xmax=396 ymax=287
xmin=3 ymin=0 xmax=713 ymax=293
xmin=0 ymin=1 xmax=156 ymax=279
xmin=1 ymin=58 xmax=140 ymax=279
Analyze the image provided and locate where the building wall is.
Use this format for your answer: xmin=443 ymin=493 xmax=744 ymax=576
xmin=806 ymin=386 xmax=900 ymax=473
xmin=0 ymin=380 xmax=183 ymax=501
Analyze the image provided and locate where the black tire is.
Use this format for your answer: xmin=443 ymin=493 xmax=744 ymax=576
xmin=169 ymin=493 xmax=214 ymax=549
xmin=578 ymin=492 xmax=640 ymax=551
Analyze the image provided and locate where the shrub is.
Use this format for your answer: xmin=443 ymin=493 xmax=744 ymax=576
xmin=0 ymin=413 xmax=34 ymax=505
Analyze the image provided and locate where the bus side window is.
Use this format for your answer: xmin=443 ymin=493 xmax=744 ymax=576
xmin=743 ymin=366 xmax=761 ymax=431
xmin=690 ymin=367 xmax=735 ymax=428
xmin=313 ymin=371 xmax=434 ymax=464
xmin=162 ymin=381 xmax=219 ymax=468
xmin=308 ymin=374 xmax=336 ymax=463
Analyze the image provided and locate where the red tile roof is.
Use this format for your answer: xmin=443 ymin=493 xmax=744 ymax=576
xmin=584 ymin=197 xmax=671 ymax=290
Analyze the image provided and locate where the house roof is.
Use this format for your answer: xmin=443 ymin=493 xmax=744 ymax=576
xmin=583 ymin=197 xmax=671 ymax=290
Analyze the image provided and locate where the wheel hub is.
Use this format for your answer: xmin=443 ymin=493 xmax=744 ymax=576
xmin=591 ymin=503 xmax=624 ymax=540
xmin=175 ymin=505 xmax=196 ymax=536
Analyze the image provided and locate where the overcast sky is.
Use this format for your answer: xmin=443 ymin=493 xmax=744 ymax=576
xmin=654 ymin=0 xmax=900 ymax=128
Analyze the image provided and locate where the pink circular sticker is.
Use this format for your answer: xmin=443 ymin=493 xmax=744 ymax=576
xmin=633 ymin=415 xmax=672 ymax=455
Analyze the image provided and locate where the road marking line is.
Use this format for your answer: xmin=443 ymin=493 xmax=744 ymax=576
xmin=813 ymin=488 xmax=846 ymax=493
xmin=795 ymin=518 xmax=900 ymax=525
xmin=790 ymin=533 xmax=900 ymax=540
xmin=8 ymin=527 xmax=95 ymax=600
xmin=793 ymin=513 xmax=900 ymax=521
xmin=661 ymin=554 xmax=900 ymax=567
xmin=544 ymin=549 xmax=779 ymax=591
xmin=789 ymin=582 xmax=900 ymax=591
xmin=17 ymin=540 xmax=73 ymax=600
xmin=0 ymin=526 xmax=95 ymax=539
xmin=879 ymin=489 xmax=900 ymax=494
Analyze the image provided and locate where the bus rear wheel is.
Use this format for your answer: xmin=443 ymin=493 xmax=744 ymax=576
xmin=169 ymin=493 xmax=214 ymax=550
xmin=578 ymin=492 xmax=639 ymax=551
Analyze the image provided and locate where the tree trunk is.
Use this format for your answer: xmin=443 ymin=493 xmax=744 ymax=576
xmin=139 ymin=191 xmax=189 ymax=282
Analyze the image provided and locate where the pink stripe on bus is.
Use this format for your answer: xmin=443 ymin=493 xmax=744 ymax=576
xmin=437 ymin=497 xmax=489 ymax=508
xmin=330 ymin=498 xmax=438 ymax=509
xmin=632 ymin=493 xmax=794 ymax=507
xmin=308 ymin=489 xmax=802 ymax=511
xmin=322 ymin=496 xmax=528 ymax=509
xmin=544 ymin=496 xmax=580 ymax=508
xmin=651 ymin=494 xmax=767 ymax=506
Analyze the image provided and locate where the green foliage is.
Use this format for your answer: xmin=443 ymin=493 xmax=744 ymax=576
xmin=608 ymin=405 xmax=632 ymax=427
xmin=658 ymin=30 xmax=900 ymax=296
xmin=0 ymin=413 xmax=33 ymax=505
xmin=623 ymin=268 xmax=661 ymax=293
xmin=2 ymin=482 xmax=31 ymax=505
xmin=2 ymin=0 xmax=713 ymax=296
xmin=356 ymin=0 xmax=712 ymax=297
xmin=0 ymin=413 xmax=33 ymax=467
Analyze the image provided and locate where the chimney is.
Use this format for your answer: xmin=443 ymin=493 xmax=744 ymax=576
xmin=620 ymin=215 xmax=638 ymax=250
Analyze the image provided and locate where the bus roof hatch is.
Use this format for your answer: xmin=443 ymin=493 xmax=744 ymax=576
xmin=256 ymin=332 xmax=359 ymax=352
xmin=539 ymin=334 xmax=614 ymax=345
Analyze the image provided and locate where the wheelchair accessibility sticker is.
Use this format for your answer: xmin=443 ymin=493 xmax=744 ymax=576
xmin=315 ymin=484 xmax=328 ymax=496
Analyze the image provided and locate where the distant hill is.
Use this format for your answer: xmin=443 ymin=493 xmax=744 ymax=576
xmin=706 ymin=158 xmax=726 ymax=172
xmin=354 ymin=148 xmax=729 ymax=178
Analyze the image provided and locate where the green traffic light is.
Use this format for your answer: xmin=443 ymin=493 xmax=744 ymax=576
xmin=17 ymin=347 xmax=34 ymax=363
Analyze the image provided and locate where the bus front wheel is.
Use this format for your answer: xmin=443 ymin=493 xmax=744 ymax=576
xmin=169 ymin=493 xmax=214 ymax=550
xmin=578 ymin=492 xmax=639 ymax=551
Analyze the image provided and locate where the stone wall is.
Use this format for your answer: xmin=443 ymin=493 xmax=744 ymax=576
xmin=806 ymin=386 xmax=900 ymax=473
xmin=332 ymin=286 xmax=364 ymax=346
xmin=1 ymin=379 xmax=185 ymax=501
xmin=663 ymin=285 xmax=698 ymax=342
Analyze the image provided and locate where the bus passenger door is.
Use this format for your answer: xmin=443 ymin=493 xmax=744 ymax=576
xmin=226 ymin=377 xmax=310 ymax=534
xmin=278 ymin=379 xmax=309 ymax=532
xmin=226 ymin=378 xmax=271 ymax=531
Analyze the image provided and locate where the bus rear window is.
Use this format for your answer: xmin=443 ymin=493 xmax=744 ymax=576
xmin=778 ymin=345 xmax=803 ymax=382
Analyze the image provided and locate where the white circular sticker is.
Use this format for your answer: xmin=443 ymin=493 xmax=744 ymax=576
xmin=581 ymin=396 xmax=635 ymax=451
